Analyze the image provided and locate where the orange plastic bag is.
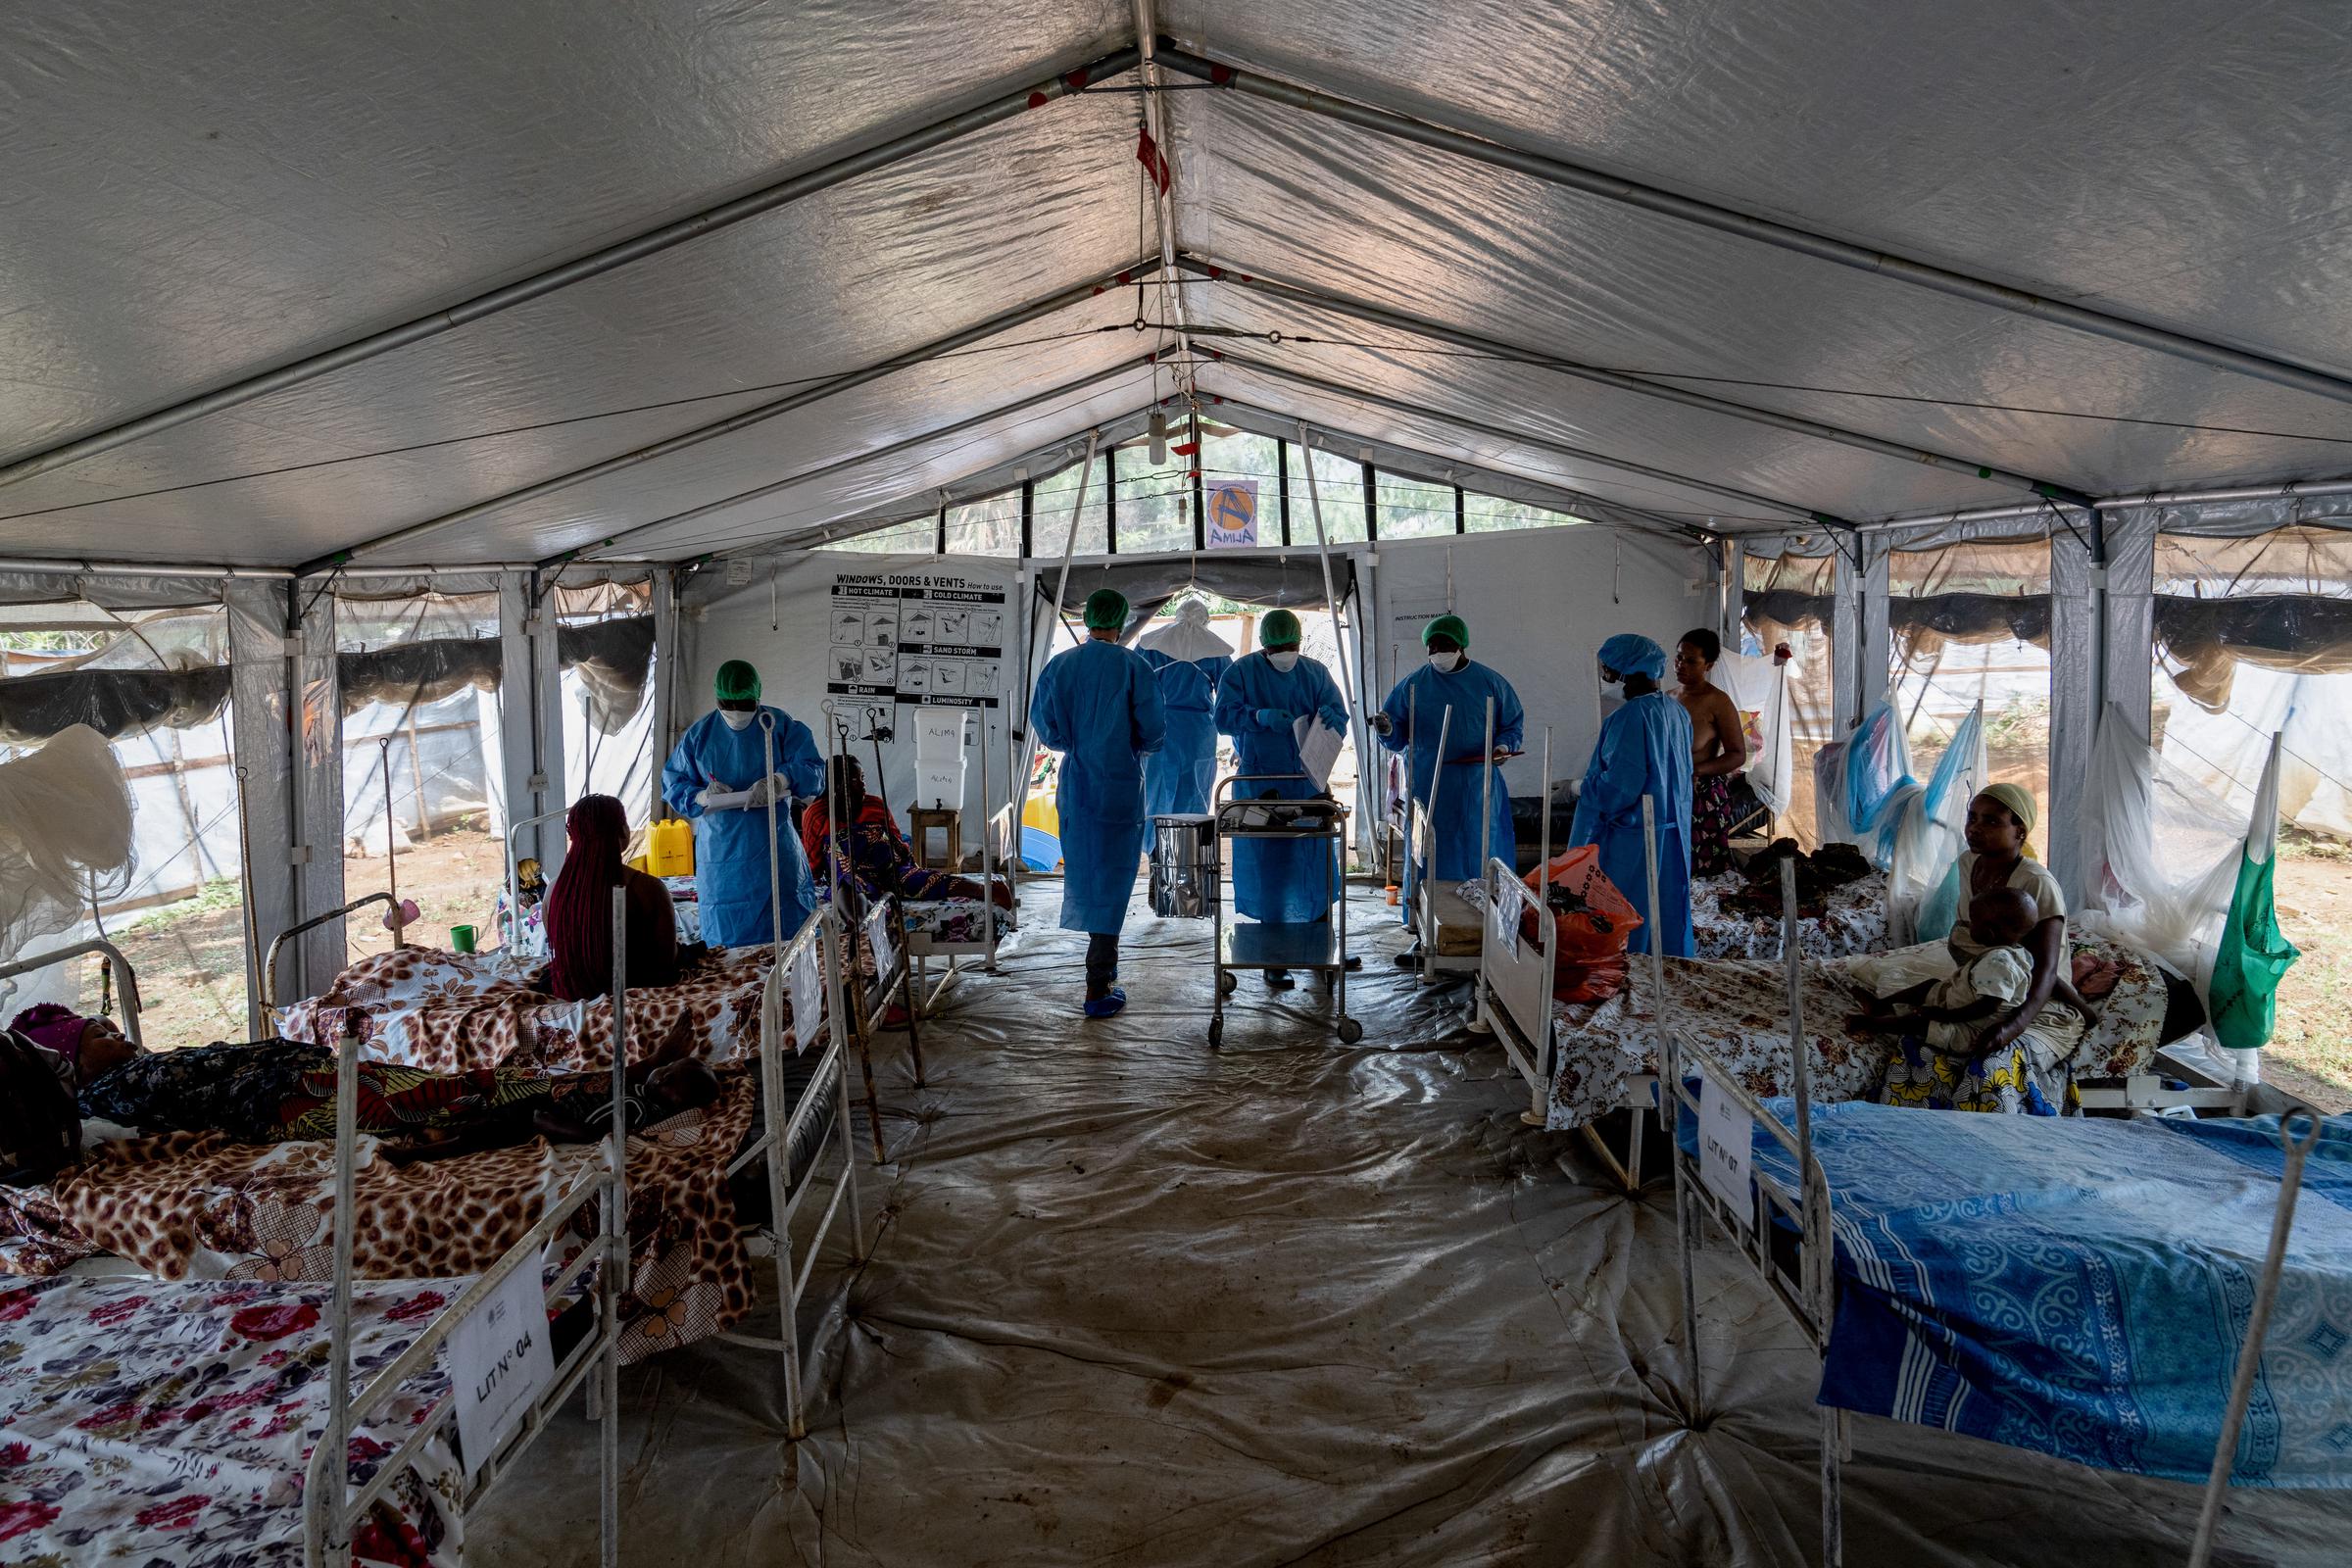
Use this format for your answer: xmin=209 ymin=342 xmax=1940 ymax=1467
xmin=1519 ymin=845 xmax=1643 ymax=965
xmin=1553 ymin=952 xmax=1629 ymax=1004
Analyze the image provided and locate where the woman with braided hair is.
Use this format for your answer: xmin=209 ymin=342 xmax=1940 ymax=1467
xmin=544 ymin=793 xmax=687 ymax=1001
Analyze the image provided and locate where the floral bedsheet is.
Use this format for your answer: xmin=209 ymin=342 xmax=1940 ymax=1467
xmin=276 ymin=946 xmax=782 ymax=1075
xmin=1690 ymin=871 xmax=1890 ymax=961
xmin=0 ymin=1273 xmax=462 ymax=1567
xmin=1543 ymin=938 xmax=2172 ymax=1132
xmin=902 ymin=898 xmax=1012 ymax=949
xmin=0 ymin=1075 xmax=762 ymax=1366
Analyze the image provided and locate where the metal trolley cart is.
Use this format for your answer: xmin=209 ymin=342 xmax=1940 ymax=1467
xmin=1207 ymin=772 xmax=1358 ymax=1048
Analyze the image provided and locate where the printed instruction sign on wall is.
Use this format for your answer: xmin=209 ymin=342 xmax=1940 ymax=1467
xmin=1204 ymin=478 xmax=1260 ymax=549
xmin=827 ymin=570 xmax=1006 ymax=710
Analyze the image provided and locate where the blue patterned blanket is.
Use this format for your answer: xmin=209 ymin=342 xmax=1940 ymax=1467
xmin=1718 ymin=1100 xmax=2352 ymax=1486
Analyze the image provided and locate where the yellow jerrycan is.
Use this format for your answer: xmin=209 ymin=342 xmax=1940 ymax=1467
xmin=646 ymin=816 xmax=696 ymax=877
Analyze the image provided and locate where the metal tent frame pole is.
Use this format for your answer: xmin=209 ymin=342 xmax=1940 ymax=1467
xmin=1186 ymin=257 xmax=2095 ymax=510
xmin=0 ymin=45 xmax=1146 ymax=493
xmin=1152 ymin=43 xmax=2352 ymax=412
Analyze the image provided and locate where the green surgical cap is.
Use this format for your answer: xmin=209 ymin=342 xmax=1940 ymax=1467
xmin=713 ymin=660 xmax=760 ymax=703
xmin=1083 ymin=588 xmax=1129 ymax=631
xmin=1423 ymin=613 xmax=1469 ymax=650
xmin=1260 ymin=609 xmax=1301 ymax=648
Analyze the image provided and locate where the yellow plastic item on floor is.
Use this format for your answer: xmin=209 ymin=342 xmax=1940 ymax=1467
xmin=1022 ymin=797 xmax=1060 ymax=839
xmin=646 ymin=816 xmax=695 ymax=877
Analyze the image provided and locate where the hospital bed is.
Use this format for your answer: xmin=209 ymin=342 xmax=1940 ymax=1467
xmin=903 ymin=795 xmax=1019 ymax=1017
xmin=1654 ymin=858 xmax=2345 ymax=1566
xmin=1404 ymin=695 xmax=1500 ymax=986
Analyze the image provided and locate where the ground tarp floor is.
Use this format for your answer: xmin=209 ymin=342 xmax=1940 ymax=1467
xmin=468 ymin=884 xmax=2337 ymax=1566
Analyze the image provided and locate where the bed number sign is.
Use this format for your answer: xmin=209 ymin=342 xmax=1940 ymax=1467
xmin=863 ymin=900 xmax=898 ymax=981
xmin=788 ymin=937 xmax=823 ymax=1055
xmin=1695 ymin=1072 xmax=1754 ymax=1217
xmin=449 ymin=1263 xmax=556 ymax=1482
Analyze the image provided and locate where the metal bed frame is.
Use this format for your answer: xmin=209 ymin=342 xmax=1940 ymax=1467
xmin=904 ymin=717 xmax=1020 ymax=1016
xmin=1644 ymin=808 xmax=2323 ymax=1568
xmin=0 ymin=936 xmax=146 ymax=1047
xmin=304 ymin=883 xmax=635 ymax=1568
xmin=1402 ymin=693 xmax=1497 ymax=987
xmin=263 ymin=889 xmax=399 ymax=1011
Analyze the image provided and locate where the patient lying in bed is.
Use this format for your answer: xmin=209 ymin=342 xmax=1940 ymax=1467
xmin=2 ymin=1008 xmax=718 ymax=1183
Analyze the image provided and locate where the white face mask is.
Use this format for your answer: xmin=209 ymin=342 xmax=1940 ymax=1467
xmin=1266 ymin=650 xmax=1300 ymax=673
xmin=1428 ymin=651 xmax=1464 ymax=674
xmin=718 ymin=708 xmax=756 ymax=731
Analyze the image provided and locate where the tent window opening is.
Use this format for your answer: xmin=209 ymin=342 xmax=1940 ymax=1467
xmin=1464 ymin=491 xmax=1584 ymax=532
xmin=1112 ymin=440 xmax=1194 ymax=556
xmin=824 ymin=514 xmax=939 ymax=555
xmin=943 ymin=490 xmax=1022 ymax=558
xmin=1283 ymin=444 xmax=1367 ymax=545
xmin=1886 ymin=538 xmax=2052 ymax=841
xmin=1372 ymin=468 xmax=1456 ymax=541
xmin=1198 ymin=427 xmax=1283 ymax=546
xmin=0 ymin=603 xmax=246 ymax=1050
xmin=1740 ymin=552 xmax=1835 ymax=845
xmin=2152 ymin=526 xmax=2352 ymax=1109
xmin=556 ymin=582 xmax=659 ymax=830
xmin=334 ymin=589 xmax=506 ymax=968
xmin=1030 ymin=453 xmax=1110 ymax=558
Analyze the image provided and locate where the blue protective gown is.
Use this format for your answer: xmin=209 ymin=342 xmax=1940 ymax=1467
xmin=1212 ymin=652 xmax=1348 ymax=923
xmin=1135 ymin=649 xmax=1229 ymax=817
xmin=660 ymin=706 xmax=824 ymax=950
xmin=1569 ymin=690 xmax=1695 ymax=957
xmin=1378 ymin=660 xmax=1524 ymax=920
xmin=1029 ymin=638 xmax=1167 ymax=935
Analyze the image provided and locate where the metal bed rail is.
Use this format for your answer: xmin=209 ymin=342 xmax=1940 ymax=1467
xmin=305 ymin=882 xmax=631 ymax=1568
xmin=1405 ymin=696 xmax=1495 ymax=986
xmin=0 ymin=938 xmax=145 ymax=1048
xmin=263 ymin=891 xmax=397 ymax=1012
xmin=715 ymin=900 xmax=865 ymax=1439
xmin=503 ymin=804 xmax=571 ymax=954
xmin=1654 ymin=807 xmax=2325 ymax=1568
xmin=907 ymin=723 xmax=1022 ymax=1016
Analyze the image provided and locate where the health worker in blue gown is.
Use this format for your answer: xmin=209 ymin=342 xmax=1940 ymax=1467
xmin=1028 ymin=588 xmax=1166 ymax=1019
xmin=659 ymin=660 xmax=824 ymax=950
xmin=1375 ymin=614 xmax=1523 ymax=962
xmin=1134 ymin=597 xmax=1233 ymax=816
xmin=1212 ymin=610 xmax=1353 ymax=988
xmin=1569 ymin=632 xmax=1694 ymax=957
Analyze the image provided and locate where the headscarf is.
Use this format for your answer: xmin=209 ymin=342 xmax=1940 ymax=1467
xmin=1597 ymin=633 xmax=1668 ymax=682
xmin=1083 ymin=588 xmax=1129 ymax=631
xmin=1977 ymin=783 xmax=2040 ymax=861
xmin=547 ymin=794 xmax=631 ymax=1002
xmin=714 ymin=660 xmax=761 ymax=704
xmin=1423 ymin=613 xmax=1469 ymax=649
xmin=9 ymin=1004 xmax=87 ymax=1064
xmin=1260 ymin=609 xmax=1301 ymax=648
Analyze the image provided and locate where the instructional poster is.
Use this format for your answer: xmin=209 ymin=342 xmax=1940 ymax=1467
xmin=827 ymin=570 xmax=1007 ymax=710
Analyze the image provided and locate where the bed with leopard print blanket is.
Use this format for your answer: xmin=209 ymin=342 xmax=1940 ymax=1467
xmin=1541 ymin=937 xmax=2174 ymax=1132
xmin=273 ymin=946 xmax=784 ymax=1075
xmin=0 ymin=1072 xmax=761 ymax=1366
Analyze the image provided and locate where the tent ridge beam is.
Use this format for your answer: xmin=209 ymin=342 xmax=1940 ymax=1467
xmin=563 ymin=355 xmax=1161 ymax=566
xmin=1211 ymin=351 xmax=1848 ymax=527
xmin=1178 ymin=254 xmax=2098 ymax=511
xmin=295 ymin=254 xmax=1162 ymax=575
xmin=1153 ymin=42 xmax=2352 ymax=412
xmin=0 ymin=44 xmax=1144 ymax=495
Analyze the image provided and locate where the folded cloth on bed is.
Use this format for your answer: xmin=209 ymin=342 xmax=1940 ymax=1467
xmin=1738 ymin=1102 xmax=2352 ymax=1487
xmin=0 ymin=1273 xmax=463 ymax=1565
xmin=279 ymin=945 xmax=780 ymax=1075
xmin=1543 ymin=938 xmax=2173 ymax=1132
xmin=3 ymin=1074 xmax=763 ymax=1365
xmin=902 ymin=897 xmax=1013 ymax=947
xmin=1690 ymin=870 xmax=1889 ymax=961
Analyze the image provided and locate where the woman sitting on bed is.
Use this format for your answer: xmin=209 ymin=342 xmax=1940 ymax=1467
xmin=545 ymin=793 xmax=690 ymax=1000
xmin=1855 ymin=784 xmax=2098 ymax=1113
xmin=0 ymin=1008 xmax=719 ymax=1182
xmin=800 ymin=757 xmax=1012 ymax=909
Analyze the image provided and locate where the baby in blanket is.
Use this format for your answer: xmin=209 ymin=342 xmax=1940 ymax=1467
xmin=1848 ymin=889 xmax=2100 ymax=1054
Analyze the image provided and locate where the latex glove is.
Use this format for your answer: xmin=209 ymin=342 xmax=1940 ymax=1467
xmin=743 ymin=773 xmax=790 ymax=808
xmin=693 ymin=783 xmax=722 ymax=809
xmin=1370 ymin=711 xmax=1395 ymax=737
xmin=1254 ymin=708 xmax=1292 ymax=730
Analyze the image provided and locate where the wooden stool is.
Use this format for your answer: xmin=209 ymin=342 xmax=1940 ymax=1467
xmin=908 ymin=807 xmax=962 ymax=870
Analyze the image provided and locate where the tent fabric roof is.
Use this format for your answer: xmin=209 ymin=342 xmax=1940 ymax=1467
xmin=5 ymin=1 xmax=2351 ymax=569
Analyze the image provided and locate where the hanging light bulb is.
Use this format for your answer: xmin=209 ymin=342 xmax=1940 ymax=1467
xmin=1149 ymin=408 xmax=1169 ymax=466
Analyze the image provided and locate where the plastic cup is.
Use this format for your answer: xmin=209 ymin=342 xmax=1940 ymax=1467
xmin=450 ymin=924 xmax=478 ymax=954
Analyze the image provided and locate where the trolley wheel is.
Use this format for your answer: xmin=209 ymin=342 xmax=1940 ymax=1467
xmin=1207 ymin=1018 xmax=1225 ymax=1050
xmin=1336 ymin=1016 xmax=1363 ymax=1045
xmin=1216 ymin=969 xmax=1238 ymax=996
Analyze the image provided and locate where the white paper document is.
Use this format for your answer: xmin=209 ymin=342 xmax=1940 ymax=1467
xmin=1291 ymin=715 xmax=1346 ymax=794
